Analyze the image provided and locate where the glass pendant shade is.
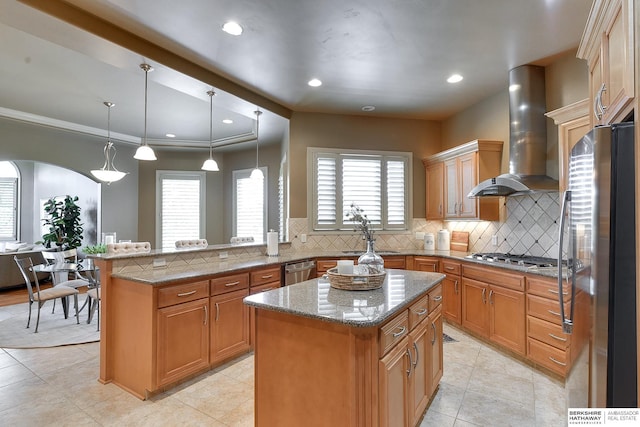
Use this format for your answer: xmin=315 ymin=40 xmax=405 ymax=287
xmin=201 ymin=90 xmax=220 ymax=171
xmin=91 ymin=102 xmax=127 ymax=184
xmin=134 ymin=63 xmax=157 ymax=161
xmin=250 ymin=167 xmax=263 ymax=180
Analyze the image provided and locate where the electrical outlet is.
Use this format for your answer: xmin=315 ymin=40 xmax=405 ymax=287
xmin=153 ymin=258 xmax=166 ymax=268
xmin=219 ymin=251 xmax=228 ymax=259
xmin=415 ymin=232 xmax=425 ymax=240
xmin=491 ymin=235 xmax=498 ymax=246
xmin=301 ymin=234 xmax=307 ymax=243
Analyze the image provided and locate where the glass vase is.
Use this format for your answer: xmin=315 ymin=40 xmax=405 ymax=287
xmin=358 ymin=240 xmax=384 ymax=274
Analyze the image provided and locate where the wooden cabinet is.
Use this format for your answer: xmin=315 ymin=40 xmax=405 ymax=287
xmin=157 ymin=297 xmax=209 ymax=387
xmin=441 ymin=260 xmax=462 ymax=325
xmin=412 ymin=256 xmax=439 ymax=272
xmin=423 ymin=140 xmax=503 ymax=221
xmin=383 ymin=255 xmax=407 ymax=269
xmin=379 ymin=336 xmax=411 ymax=427
xmin=424 ymin=161 xmax=444 ymax=220
xmin=428 ymin=304 xmax=443 ymax=397
xmin=578 ymin=0 xmax=634 ymax=126
xmin=461 ymin=264 xmax=526 ymax=355
xmin=210 ymin=273 xmax=250 ymax=363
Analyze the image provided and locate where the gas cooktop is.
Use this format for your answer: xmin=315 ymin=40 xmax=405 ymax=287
xmin=465 ymin=252 xmax=566 ymax=268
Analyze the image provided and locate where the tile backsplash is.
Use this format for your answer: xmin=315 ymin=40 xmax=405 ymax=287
xmin=288 ymin=192 xmax=564 ymax=258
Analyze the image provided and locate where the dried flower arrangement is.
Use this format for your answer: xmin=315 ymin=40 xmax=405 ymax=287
xmin=345 ymin=203 xmax=374 ymax=242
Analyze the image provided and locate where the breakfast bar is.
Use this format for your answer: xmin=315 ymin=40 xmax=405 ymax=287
xmin=244 ymin=269 xmax=446 ymax=427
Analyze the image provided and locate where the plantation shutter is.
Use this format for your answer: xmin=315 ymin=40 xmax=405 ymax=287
xmin=316 ymin=156 xmax=337 ymax=225
xmin=234 ymin=169 xmax=265 ymax=243
xmin=0 ymin=178 xmax=17 ymax=240
xmin=386 ymin=159 xmax=406 ymax=228
xmin=342 ymin=157 xmax=382 ymax=225
xmin=159 ymin=173 xmax=204 ymax=251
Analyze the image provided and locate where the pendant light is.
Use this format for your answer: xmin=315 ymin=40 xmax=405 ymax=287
xmin=134 ymin=63 xmax=157 ymax=161
xmin=250 ymin=110 xmax=263 ymax=180
xmin=201 ymin=90 xmax=220 ymax=171
xmin=91 ymin=102 xmax=127 ymax=184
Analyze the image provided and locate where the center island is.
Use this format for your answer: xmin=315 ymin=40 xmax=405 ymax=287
xmin=244 ymin=268 xmax=446 ymax=427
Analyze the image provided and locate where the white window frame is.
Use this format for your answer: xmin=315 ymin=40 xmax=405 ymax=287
xmin=0 ymin=161 xmax=20 ymax=242
xmin=232 ymin=167 xmax=268 ymax=243
xmin=155 ymin=171 xmax=206 ymax=251
xmin=308 ymin=147 xmax=412 ymax=232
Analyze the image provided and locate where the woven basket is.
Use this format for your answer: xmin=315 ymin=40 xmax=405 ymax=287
xmin=326 ymin=267 xmax=386 ymax=291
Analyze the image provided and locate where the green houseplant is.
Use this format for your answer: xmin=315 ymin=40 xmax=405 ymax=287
xmin=41 ymin=195 xmax=84 ymax=250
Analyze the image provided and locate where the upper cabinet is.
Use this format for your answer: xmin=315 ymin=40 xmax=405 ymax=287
xmin=423 ymin=140 xmax=503 ymax=221
xmin=578 ymin=0 xmax=635 ymax=126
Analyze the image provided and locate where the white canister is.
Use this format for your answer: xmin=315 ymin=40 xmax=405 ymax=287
xmin=436 ymin=229 xmax=450 ymax=250
xmin=424 ymin=233 xmax=435 ymax=250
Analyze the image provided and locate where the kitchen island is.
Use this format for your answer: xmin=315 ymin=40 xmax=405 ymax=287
xmin=244 ymin=269 xmax=445 ymax=427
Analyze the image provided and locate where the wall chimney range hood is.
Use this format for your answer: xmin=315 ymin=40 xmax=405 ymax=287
xmin=468 ymin=65 xmax=558 ymax=197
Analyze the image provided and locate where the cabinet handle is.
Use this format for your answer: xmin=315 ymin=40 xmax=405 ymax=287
xmin=445 ymin=266 xmax=455 ymax=271
xmin=549 ymin=357 xmax=567 ymax=367
xmin=215 ymin=302 xmax=220 ymax=321
xmin=549 ymin=333 xmax=567 ymax=342
xmin=482 ymin=288 xmax=487 ymax=304
xmin=548 ymin=309 xmax=561 ymax=317
xmin=392 ymin=326 xmax=407 ymax=338
xmin=454 ymin=202 xmax=458 ymax=215
xmin=432 ymin=295 xmax=442 ymax=302
xmin=259 ymin=287 xmax=276 ymax=292
xmin=177 ymin=290 xmax=197 ymax=297
xmin=454 ymin=280 xmax=459 ymax=294
xmin=594 ymin=83 xmax=607 ymax=120
xmin=489 ymin=290 xmax=494 ymax=305
xmin=224 ymin=281 xmax=240 ymax=287
xmin=261 ymin=274 xmax=273 ymax=279
xmin=412 ymin=342 xmax=419 ymax=367
xmin=438 ymin=204 xmax=442 ymax=215
xmin=415 ymin=308 xmax=428 ymax=316
xmin=548 ymin=289 xmax=568 ymax=296
xmin=431 ymin=322 xmax=436 ymax=345
xmin=203 ymin=305 xmax=208 ymax=326
xmin=406 ymin=349 xmax=413 ymax=377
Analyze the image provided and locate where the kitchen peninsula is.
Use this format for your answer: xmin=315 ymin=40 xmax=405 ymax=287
xmin=244 ymin=269 xmax=445 ymax=427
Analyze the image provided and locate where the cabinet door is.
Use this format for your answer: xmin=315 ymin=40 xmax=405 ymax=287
xmin=379 ymin=336 xmax=410 ymax=427
xmin=157 ymin=298 xmax=209 ymax=386
xmin=443 ymin=159 xmax=458 ymax=217
xmin=461 ymin=278 xmax=489 ymax=337
xmin=489 ymin=285 xmax=525 ymax=355
xmin=408 ymin=319 xmax=431 ymax=425
xmin=457 ymin=152 xmax=477 ymax=218
xmin=413 ymin=257 xmax=439 ymax=272
xmin=442 ymin=274 xmax=461 ymax=325
xmin=210 ymin=288 xmax=250 ymax=363
xmin=425 ymin=162 xmax=444 ymax=220
xmin=428 ymin=305 xmax=443 ymax=397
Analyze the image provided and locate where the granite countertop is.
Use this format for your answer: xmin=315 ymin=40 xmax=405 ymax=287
xmin=108 ymin=249 xmax=562 ymax=285
xmin=243 ymin=269 xmax=446 ymax=328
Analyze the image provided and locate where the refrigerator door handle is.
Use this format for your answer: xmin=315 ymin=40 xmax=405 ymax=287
xmin=558 ymin=190 xmax=574 ymax=334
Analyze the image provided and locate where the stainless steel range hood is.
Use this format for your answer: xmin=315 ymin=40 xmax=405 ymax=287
xmin=468 ymin=65 xmax=558 ymax=197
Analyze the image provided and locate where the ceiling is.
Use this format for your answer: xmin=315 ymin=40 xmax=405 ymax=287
xmin=0 ymin=0 xmax=592 ymax=151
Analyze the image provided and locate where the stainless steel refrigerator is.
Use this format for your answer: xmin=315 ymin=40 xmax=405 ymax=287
xmin=559 ymin=121 xmax=637 ymax=408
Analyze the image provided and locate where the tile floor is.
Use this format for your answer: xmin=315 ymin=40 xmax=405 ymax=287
xmin=0 ymin=323 xmax=567 ymax=426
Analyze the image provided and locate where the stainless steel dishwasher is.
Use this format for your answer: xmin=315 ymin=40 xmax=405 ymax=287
xmin=284 ymin=260 xmax=316 ymax=285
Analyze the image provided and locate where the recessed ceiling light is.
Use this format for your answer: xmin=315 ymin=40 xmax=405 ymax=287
xmin=165 ymin=133 xmax=176 ymax=138
xmin=222 ymin=119 xmax=233 ymax=124
xmin=222 ymin=21 xmax=243 ymax=36
xmin=361 ymin=105 xmax=376 ymax=112
xmin=447 ymin=74 xmax=463 ymax=83
xmin=308 ymin=78 xmax=322 ymax=87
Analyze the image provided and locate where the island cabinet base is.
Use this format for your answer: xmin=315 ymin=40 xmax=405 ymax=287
xmin=254 ymin=309 xmax=380 ymax=427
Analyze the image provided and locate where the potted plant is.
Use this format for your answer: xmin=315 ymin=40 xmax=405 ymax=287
xmin=40 ymin=195 xmax=84 ymax=250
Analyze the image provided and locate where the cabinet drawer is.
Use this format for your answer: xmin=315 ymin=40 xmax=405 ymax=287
xmin=527 ymin=276 xmax=571 ymax=302
xmin=441 ymin=261 xmax=461 ymax=275
xmin=157 ymin=280 xmax=210 ymax=309
xmin=383 ymin=256 xmax=406 ymax=269
xmin=527 ymin=294 xmax=569 ymax=324
xmin=379 ymin=310 xmax=409 ymax=357
xmin=428 ymin=283 xmax=443 ymax=311
xmin=210 ymin=273 xmax=249 ymax=295
xmin=527 ymin=315 xmax=570 ymax=350
xmin=316 ymin=259 xmax=340 ymax=273
xmin=250 ymin=267 xmax=281 ymax=287
xmin=462 ymin=264 xmax=524 ymax=291
xmin=408 ymin=294 xmax=429 ymax=330
xmin=250 ymin=281 xmax=281 ymax=295
xmin=527 ymin=337 xmax=568 ymax=376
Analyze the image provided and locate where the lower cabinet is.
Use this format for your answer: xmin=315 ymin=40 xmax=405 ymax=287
xmin=210 ymin=288 xmax=250 ymax=363
xmin=412 ymin=256 xmax=440 ymax=272
xmin=441 ymin=260 xmax=461 ymax=325
xmin=157 ymin=297 xmax=210 ymax=387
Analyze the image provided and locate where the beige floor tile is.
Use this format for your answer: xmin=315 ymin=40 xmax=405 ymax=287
xmin=420 ymin=407 xmax=457 ymax=426
xmin=0 ymin=349 xmax=18 ymax=369
xmin=474 ymin=345 xmax=534 ymax=381
xmin=456 ymin=389 xmax=536 ymax=427
xmin=441 ymin=359 xmax=474 ymax=389
xmin=0 ymin=361 xmax=37 ymax=388
xmin=5 ymin=344 xmax=94 ymax=376
xmin=467 ymin=365 xmax=535 ymax=407
xmin=428 ymin=382 xmax=466 ymax=418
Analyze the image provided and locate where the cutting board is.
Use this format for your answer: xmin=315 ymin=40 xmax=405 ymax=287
xmin=450 ymin=231 xmax=469 ymax=252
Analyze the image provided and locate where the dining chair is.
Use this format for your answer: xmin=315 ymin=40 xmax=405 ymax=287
xmin=14 ymin=256 xmax=79 ymax=333
xmin=41 ymin=249 xmax=90 ymax=313
xmin=84 ymin=267 xmax=101 ymax=331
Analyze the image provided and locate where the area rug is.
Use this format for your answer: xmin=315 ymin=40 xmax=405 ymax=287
xmin=0 ymin=300 xmax=99 ymax=348
xmin=443 ymin=333 xmax=458 ymax=343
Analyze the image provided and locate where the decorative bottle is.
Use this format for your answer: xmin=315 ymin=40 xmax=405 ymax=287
xmin=357 ymin=240 xmax=384 ymax=274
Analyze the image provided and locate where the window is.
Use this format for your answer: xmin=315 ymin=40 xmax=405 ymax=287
xmin=309 ymin=148 xmax=411 ymax=231
xmin=0 ymin=161 xmax=19 ymax=241
xmin=233 ymin=167 xmax=267 ymax=243
xmin=156 ymin=171 xmax=205 ymax=251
